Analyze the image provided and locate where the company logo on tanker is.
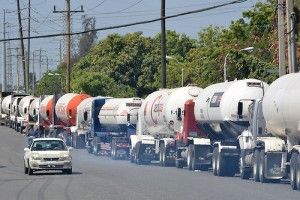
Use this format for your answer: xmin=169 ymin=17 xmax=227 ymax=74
xmin=150 ymin=95 xmax=164 ymax=124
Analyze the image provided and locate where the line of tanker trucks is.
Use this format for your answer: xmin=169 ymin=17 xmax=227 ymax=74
xmin=0 ymin=72 xmax=300 ymax=191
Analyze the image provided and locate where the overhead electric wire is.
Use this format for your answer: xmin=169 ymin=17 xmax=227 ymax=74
xmin=0 ymin=0 xmax=248 ymax=42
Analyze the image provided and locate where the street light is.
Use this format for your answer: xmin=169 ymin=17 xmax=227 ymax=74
xmin=166 ymin=55 xmax=184 ymax=87
xmin=223 ymin=46 xmax=254 ymax=82
xmin=48 ymin=72 xmax=63 ymax=92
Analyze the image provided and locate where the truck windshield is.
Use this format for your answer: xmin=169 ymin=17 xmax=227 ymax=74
xmin=31 ymin=140 xmax=67 ymax=151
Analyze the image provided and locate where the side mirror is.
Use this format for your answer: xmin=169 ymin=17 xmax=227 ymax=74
xmin=24 ymin=147 xmax=29 ymax=152
xmin=83 ymin=111 xmax=88 ymax=121
xmin=238 ymin=102 xmax=243 ymax=117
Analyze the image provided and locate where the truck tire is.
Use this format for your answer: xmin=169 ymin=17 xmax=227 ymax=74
xmin=187 ymin=144 xmax=199 ymax=170
xmin=253 ymin=149 xmax=260 ymax=182
xmin=296 ymin=154 xmax=300 ymax=191
xmin=290 ymin=152 xmax=298 ymax=190
xmin=259 ymin=149 xmax=268 ymax=183
xmin=159 ymin=144 xmax=166 ymax=167
xmin=92 ymin=137 xmax=100 ymax=156
xmin=213 ymin=146 xmax=226 ymax=176
xmin=130 ymin=149 xmax=136 ymax=163
xmin=175 ymin=159 xmax=184 ymax=168
xmin=212 ymin=147 xmax=218 ymax=175
xmin=240 ymin=151 xmax=251 ymax=180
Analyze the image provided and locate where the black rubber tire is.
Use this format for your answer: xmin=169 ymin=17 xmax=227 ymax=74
xmin=130 ymin=149 xmax=135 ymax=163
xmin=259 ymin=149 xmax=268 ymax=183
xmin=24 ymin=162 xmax=28 ymax=174
xmin=240 ymin=152 xmax=251 ymax=180
xmin=213 ymin=146 xmax=226 ymax=176
xmin=290 ymin=152 xmax=298 ymax=190
xmin=212 ymin=147 xmax=218 ymax=175
xmin=63 ymin=168 xmax=72 ymax=174
xmin=253 ymin=149 xmax=260 ymax=182
xmin=28 ymin=162 xmax=33 ymax=175
xmin=296 ymin=153 xmax=300 ymax=191
xmin=159 ymin=145 xmax=166 ymax=167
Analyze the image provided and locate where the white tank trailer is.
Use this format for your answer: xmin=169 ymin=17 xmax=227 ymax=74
xmin=238 ymin=73 xmax=300 ymax=190
xmin=73 ymin=96 xmax=109 ymax=149
xmin=89 ymin=97 xmax=142 ymax=159
xmin=10 ymin=95 xmax=29 ymax=132
xmin=133 ymin=86 xmax=202 ymax=165
xmin=18 ymin=96 xmax=36 ymax=133
xmin=28 ymin=98 xmax=40 ymax=123
xmin=194 ymin=79 xmax=268 ymax=176
xmin=1 ymin=95 xmax=12 ymax=125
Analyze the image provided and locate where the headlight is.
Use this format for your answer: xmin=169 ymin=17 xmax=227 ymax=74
xmin=59 ymin=155 xmax=72 ymax=161
xmin=31 ymin=155 xmax=42 ymax=160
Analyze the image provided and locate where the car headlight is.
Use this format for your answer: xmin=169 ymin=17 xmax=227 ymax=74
xmin=59 ymin=155 xmax=72 ymax=161
xmin=31 ymin=155 xmax=42 ymax=160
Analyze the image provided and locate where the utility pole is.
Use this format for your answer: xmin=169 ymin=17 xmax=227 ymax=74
xmin=278 ymin=0 xmax=286 ymax=76
xmin=161 ymin=0 xmax=167 ymax=88
xmin=17 ymin=0 xmax=28 ymax=93
xmin=2 ymin=9 xmax=7 ymax=92
xmin=27 ymin=0 xmax=31 ymax=93
xmin=7 ymin=47 xmax=21 ymax=92
xmin=59 ymin=39 xmax=62 ymax=64
xmin=39 ymin=48 xmax=42 ymax=80
xmin=286 ymin=0 xmax=298 ymax=73
xmin=53 ymin=1 xmax=84 ymax=92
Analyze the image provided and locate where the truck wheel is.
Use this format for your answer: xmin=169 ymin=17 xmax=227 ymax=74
xmin=296 ymin=154 xmax=300 ymax=191
xmin=130 ymin=149 xmax=136 ymax=163
xmin=213 ymin=146 xmax=225 ymax=176
xmin=212 ymin=147 xmax=218 ymax=175
xmin=176 ymin=159 xmax=184 ymax=168
xmin=111 ymin=147 xmax=117 ymax=160
xmin=188 ymin=144 xmax=198 ymax=170
xmin=259 ymin=149 xmax=268 ymax=183
xmin=290 ymin=152 xmax=298 ymax=190
xmin=240 ymin=152 xmax=251 ymax=180
xmin=253 ymin=149 xmax=260 ymax=182
xmin=159 ymin=145 xmax=166 ymax=167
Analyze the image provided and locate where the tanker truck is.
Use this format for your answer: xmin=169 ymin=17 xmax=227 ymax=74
xmin=73 ymin=96 xmax=110 ymax=149
xmin=132 ymin=86 xmax=203 ymax=166
xmin=17 ymin=96 xmax=36 ymax=133
xmin=87 ymin=98 xmax=142 ymax=160
xmin=194 ymin=79 xmax=268 ymax=176
xmin=54 ymin=93 xmax=90 ymax=145
xmin=9 ymin=94 xmax=29 ymax=131
xmin=237 ymin=73 xmax=300 ymax=190
xmin=0 ymin=92 xmax=13 ymax=125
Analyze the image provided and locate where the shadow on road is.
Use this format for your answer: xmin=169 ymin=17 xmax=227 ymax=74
xmin=31 ymin=171 xmax=82 ymax=176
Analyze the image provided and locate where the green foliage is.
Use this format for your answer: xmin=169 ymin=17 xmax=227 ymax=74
xmin=37 ymin=1 xmax=280 ymax=97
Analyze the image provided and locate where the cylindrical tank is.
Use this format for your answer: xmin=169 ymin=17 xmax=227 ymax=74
xmin=39 ymin=95 xmax=53 ymax=124
xmin=1 ymin=95 xmax=12 ymax=115
xmin=11 ymin=96 xmax=24 ymax=116
xmin=55 ymin=93 xmax=90 ymax=126
xmin=29 ymin=98 xmax=40 ymax=120
xmin=140 ymin=86 xmax=202 ymax=136
xmin=262 ymin=73 xmax=300 ymax=139
xmin=18 ymin=96 xmax=36 ymax=120
xmin=77 ymin=97 xmax=96 ymax=128
xmin=194 ymin=79 xmax=268 ymax=139
xmin=99 ymin=98 xmax=143 ymax=129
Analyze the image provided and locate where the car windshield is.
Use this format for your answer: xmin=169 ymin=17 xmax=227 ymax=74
xmin=31 ymin=140 xmax=67 ymax=151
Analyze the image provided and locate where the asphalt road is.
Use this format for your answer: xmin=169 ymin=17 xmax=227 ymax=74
xmin=0 ymin=126 xmax=299 ymax=200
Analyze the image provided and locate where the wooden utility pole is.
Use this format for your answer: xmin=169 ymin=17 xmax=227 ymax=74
xmin=16 ymin=0 xmax=28 ymax=93
xmin=2 ymin=9 xmax=7 ymax=92
xmin=53 ymin=1 xmax=84 ymax=92
xmin=278 ymin=0 xmax=286 ymax=76
xmin=27 ymin=0 xmax=31 ymax=93
xmin=286 ymin=0 xmax=298 ymax=73
xmin=161 ymin=0 xmax=167 ymax=88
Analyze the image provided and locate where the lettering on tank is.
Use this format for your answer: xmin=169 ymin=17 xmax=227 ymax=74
xmin=151 ymin=95 xmax=164 ymax=124
xmin=210 ymin=92 xmax=224 ymax=107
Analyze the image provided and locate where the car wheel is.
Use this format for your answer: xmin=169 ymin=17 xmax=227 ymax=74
xmin=28 ymin=162 xmax=33 ymax=175
xmin=24 ymin=162 xmax=28 ymax=174
xmin=63 ymin=168 xmax=72 ymax=174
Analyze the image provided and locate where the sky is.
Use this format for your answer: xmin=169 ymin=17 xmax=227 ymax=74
xmin=0 ymin=0 xmax=263 ymax=87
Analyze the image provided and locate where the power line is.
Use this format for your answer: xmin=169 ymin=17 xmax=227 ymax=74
xmin=0 ymin=0 xmax=248 ymax=42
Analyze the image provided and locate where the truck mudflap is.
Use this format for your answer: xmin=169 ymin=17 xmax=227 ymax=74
xmin=194 ymin=145 xmax=212 ymax=166
xmin=264 ymin=152 xmax=285 ymax=179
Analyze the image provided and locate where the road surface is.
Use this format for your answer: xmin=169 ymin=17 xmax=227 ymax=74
xmin=0 ymin=126 xmax=299 ymax=200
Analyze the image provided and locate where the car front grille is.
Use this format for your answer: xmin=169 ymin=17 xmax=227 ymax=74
xmin=43 ymin=158 xmax=59 ymax=161
xmin=39 ymin=164 xmax=64 ymax=169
